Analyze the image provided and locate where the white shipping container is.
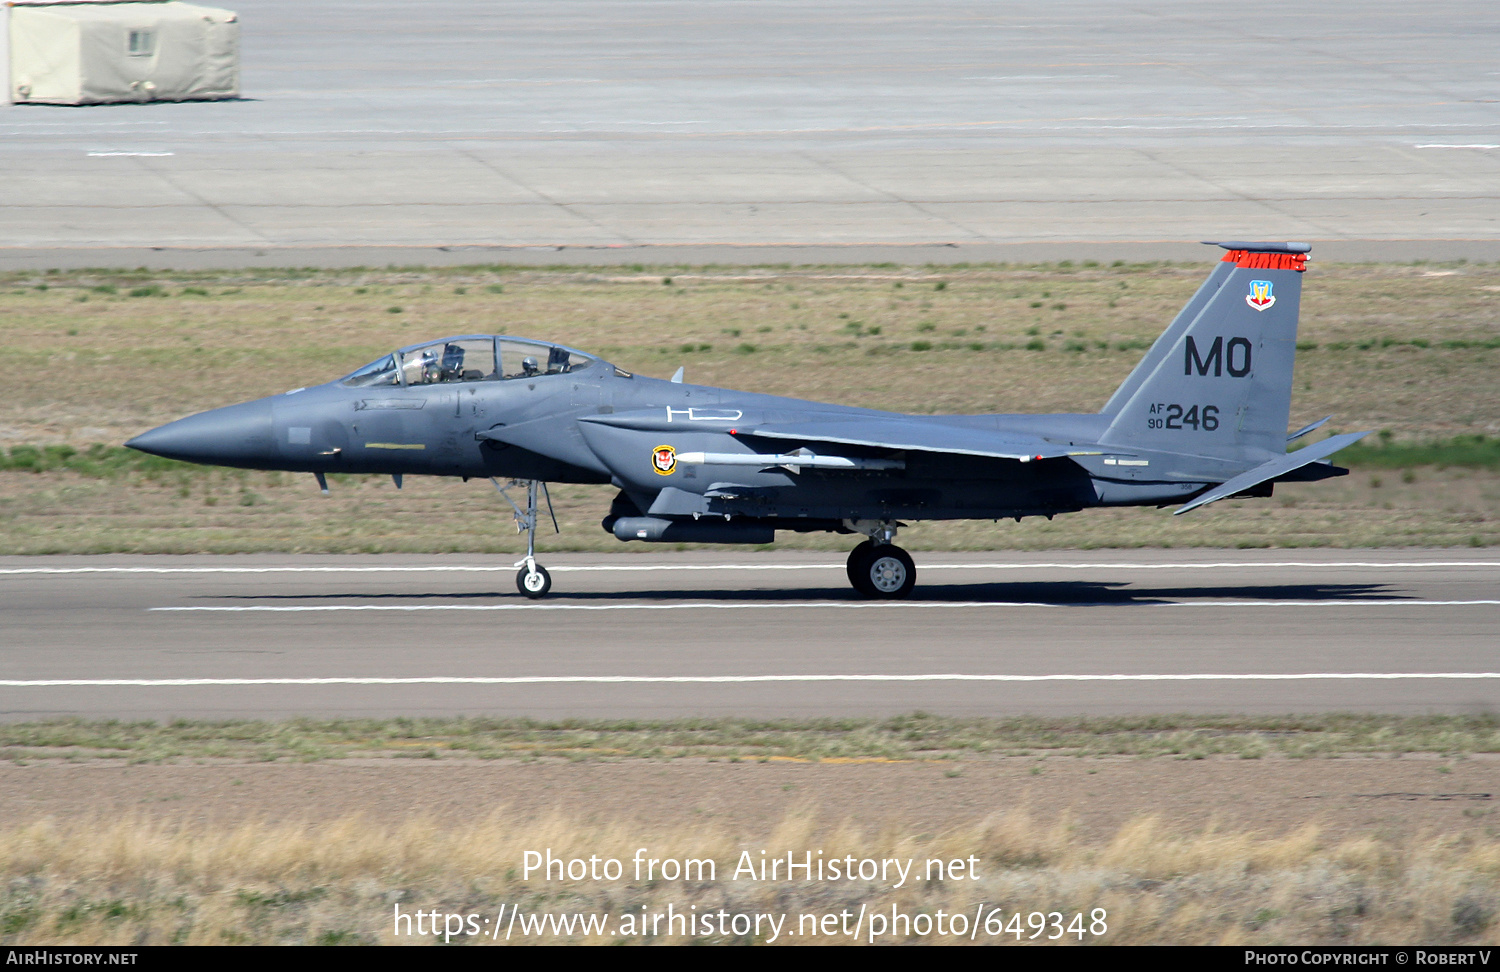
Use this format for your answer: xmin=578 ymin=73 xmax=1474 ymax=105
xmin=4 ymin=0 xmax=237 ymax=105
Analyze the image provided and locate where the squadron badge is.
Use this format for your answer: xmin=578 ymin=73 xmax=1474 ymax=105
xmin=1246 ymin=279 xmax=1275 ymax=311
xmin=652 ymin=444 xmax=677 ymax=475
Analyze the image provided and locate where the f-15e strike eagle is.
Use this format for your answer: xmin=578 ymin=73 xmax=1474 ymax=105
xmin=127 ymin=242 xmax=1369 ymax=599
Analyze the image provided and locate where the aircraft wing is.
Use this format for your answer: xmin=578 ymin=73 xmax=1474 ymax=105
xmin=735 ymin=417 xmax=1081 ymax=462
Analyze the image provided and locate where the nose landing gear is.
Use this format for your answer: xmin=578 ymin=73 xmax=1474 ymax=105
xmin=494 ymin=478 xmax=557 ymax=598
xmin=843 ymin=520 xmax=916 ymax=599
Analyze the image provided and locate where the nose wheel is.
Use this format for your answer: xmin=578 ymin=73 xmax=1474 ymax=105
xmin=517 ymin=564 xmax=552 ymax=598
xmin=846 ymin=540 xmax=916 ymax=599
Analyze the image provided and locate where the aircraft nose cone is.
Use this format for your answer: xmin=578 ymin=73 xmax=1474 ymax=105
xmin=125 ymin=399 xmax=275 ymax=468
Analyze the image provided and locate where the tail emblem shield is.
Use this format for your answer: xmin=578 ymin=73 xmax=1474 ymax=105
xmin=1246 ymin=279 xmax=1275 ymax=311
xmin=652 ymin=444 xmax=677 ymax=475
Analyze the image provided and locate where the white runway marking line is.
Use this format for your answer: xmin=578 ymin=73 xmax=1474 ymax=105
xmin=148 ymin=600 xmax=1500 ymax=613
xmin=5 ymin=561 xmax=1498 ymax=576
xmin=6 ymin=673 xmax=1500 ymax=688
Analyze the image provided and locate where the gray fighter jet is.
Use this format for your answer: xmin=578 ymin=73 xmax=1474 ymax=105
xmin=127 ymin=242 xmax=1369 ymax=599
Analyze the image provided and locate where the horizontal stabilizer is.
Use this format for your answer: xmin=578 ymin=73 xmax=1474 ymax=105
xmin=1175 ymin=431 xmax=1371 ymax=515
xmin=1287 ymin=416 xmax=1332 ymax=443
xmin=739 ymin=418 xmax=1075 ymax=462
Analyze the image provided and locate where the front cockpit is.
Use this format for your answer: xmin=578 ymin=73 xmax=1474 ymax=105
xmin=340 ymin=336 xmax=599 ymax=388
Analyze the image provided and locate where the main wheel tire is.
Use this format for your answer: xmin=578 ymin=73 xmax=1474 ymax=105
xmin=847 ymin=542 xmax=916 ymax=599
xmin=861 ymin=544 xmax=916 ymax=599
xmin=846 ymin=540 xmax=877 ymax=595
xmin=516 ymin=565 xmax=552 ymax=599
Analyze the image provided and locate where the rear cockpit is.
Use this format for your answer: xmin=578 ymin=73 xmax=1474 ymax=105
xmin=340 ymin=336 xmax=598 ymax=388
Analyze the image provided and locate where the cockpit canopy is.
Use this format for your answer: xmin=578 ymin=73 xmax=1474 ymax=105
xmin=341 ymin=336 xmax=597 ymax=388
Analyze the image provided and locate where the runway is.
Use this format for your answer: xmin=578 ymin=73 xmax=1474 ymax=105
xmin=3 ymin=1 xmax=1498 ymax=266
xmin=1 ymin=550 xmax=1496 ymax=720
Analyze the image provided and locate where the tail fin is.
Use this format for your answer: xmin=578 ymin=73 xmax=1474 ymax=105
xmin=1099 ymin=241 xmax=1309 ymax=461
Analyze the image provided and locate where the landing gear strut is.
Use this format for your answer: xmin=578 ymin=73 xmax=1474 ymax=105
xmin=843 ymin=520 xmax=916 ymax=599
xmin=494 ymin=478 xmax=557 ymax=598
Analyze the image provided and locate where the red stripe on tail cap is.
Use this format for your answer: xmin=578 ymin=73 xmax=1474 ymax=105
xmin=1220 ymin=250 xmax=1308 ymax=272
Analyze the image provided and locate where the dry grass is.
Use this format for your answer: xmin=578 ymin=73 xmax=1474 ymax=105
xmin=2 ymin=810 xmax=1496 ymax=944
xmin=6 ymin=714 xmax=1500 ymax=764
xmin=3 ymin=261 xmax=1497 ymax=447
xmin=1 ymin=460 xmax=1494 ymax=554
xmin=2 ymin=261 xmax=1495 ymax=553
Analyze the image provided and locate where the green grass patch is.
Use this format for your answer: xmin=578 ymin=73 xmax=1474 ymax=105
xmin=0 ymin=444 xmax=192 ymax=478
xmin=1336 ymin=434 xmax=1500 ymax=470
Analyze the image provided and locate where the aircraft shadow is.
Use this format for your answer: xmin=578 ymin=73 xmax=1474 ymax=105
xmin=211 ymin=581 xmax=1403 ymax=606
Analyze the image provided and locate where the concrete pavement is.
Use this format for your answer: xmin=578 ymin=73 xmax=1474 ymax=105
xmin=2 ymin=1 xmax=1497 ymax=267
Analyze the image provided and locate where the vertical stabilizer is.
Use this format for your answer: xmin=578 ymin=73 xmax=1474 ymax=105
xmin=1101 ymin=256 xmax=1238 ymax=414
xmin=1099 ymin=242 xmax=1309 ymax=462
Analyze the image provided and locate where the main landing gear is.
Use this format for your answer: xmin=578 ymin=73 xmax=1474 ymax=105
xmin=843 ymin=520 xmax=916 ymax=599
xmin=494 ymin=478 xmax=557 ymax=599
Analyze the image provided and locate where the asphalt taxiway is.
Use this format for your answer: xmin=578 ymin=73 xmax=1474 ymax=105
xmin=1 ymin=550 xmax=1496 ymax=720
